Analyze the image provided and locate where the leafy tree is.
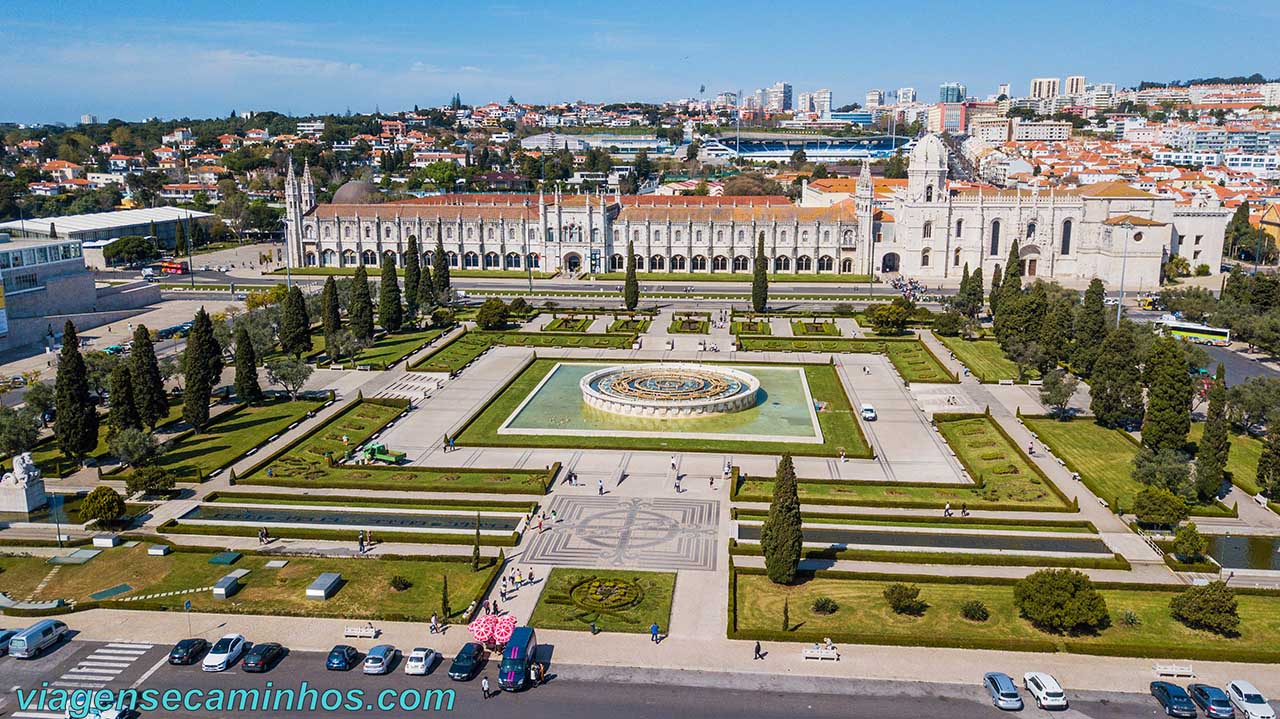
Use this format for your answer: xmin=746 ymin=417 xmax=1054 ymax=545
xmin=102 ymin=235 xmax=159 ymax=265
xmin=1089 ymin=326 xmax=1145 ymax=428
xmin=965 ymin=266 xmax=984 ymax=318
xmin=0 ymin=405 xmax=39 ymax=457
xmin=129 ymin=324 xmax=168 ymax=429
xmin=1132 ymin=447 xmax=1193 ymax=498
xmin=474 ymin=298 xmax=509 ymax=330
xmin=932 ymin=311 xmax=964 ymax=337
xmin=233 ymin=326 xmax=263 ymax=404
xmin=1142 ymin=336 xmax=1192 ymax=453
xmin=108 ymin=427 xmax=157 ymax=467
xmin=79 ymin=486 xmax=125 ymax=527
xmin=182 ymin=309 xmax=221 ymax=431
xmin=1013 ymin=569 xmax=1109 ymax=634
xmin=751 ymin=233 xmax=768 ymax=313
xmin=1195 ymin=364 xmax=1229 ymax=502
xmin=418 ymin=260 xmax=436 ymax=315
xmin=23 ymin=381 xmax=55 ymax=427
xmin=760 ymin=454 xmax=803 ymax=585
xmin=1072 ymin=279 xmax=1108 ymax=375
xmin=106 ymin=365 xmax=141 ymax=439
xmin=1039 ymin=298 xmax=1074 ymax=367
xmin=378 ymin=254 xmax=403 ymax=332
xmin=266 ymin=356 xmax=314 ymax=400
xmin=623 ymin=240 xmax=638 ymax=311
xmin=125 ymin=465 xmax=175 ymax=498
xmin=54 ymin=321 xmax=99 ymax=461
xmin=432 ymin=236 xmax=451 ymax=303
xmin=864 ymin=302 xmax=910 ymax=335
xmin=349 ymin=264 xmax=375 ymax=341
xmin=1256 ymin=425 xmax=1280 ymax=497
xmin=988 ymin=270 xmax=1002 ymax=315
xmin=1171 ymin=521 xmax=1208 ymax=561
xmin=403 ymin=237 xmax=421 ymax=324
xmin=883 ymin=583 xmax=927 ymax=615
xmin=279 ymin=285 xmax=311 ymax=357
xmin=1170 ymin=581 xmax=1239 ymax=636
xmin=1132 ymin=486 xmax=1189 ymax=525
xmin=1039 ymin=369 xmax=1079 ymax=418
xmin=1004 ymin=336 xmax=1046 ymax=382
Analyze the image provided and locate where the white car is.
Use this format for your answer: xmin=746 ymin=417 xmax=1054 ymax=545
xmin=404 ymin=647 xmax=439 ymax=676
xmin=860 ymin=404 xmax=877 ymax=421
xmin=201 ymin=633 xmax=247 ymax=672
xmin=1023 ymin=672 xmax=1069 ymax=710
xmin=1228 ymin=680 xmax=1277 ymax=719
xmin=64 ymin=706 xmax=122 ymax=719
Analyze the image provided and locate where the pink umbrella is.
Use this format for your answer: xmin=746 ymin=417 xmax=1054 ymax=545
xmin=468 ymin=614 xmax=495 ymax=643
xmin=492 ymin=615 xmax=517 ymax=644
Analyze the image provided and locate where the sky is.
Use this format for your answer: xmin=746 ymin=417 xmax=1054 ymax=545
xmin=4 ymin=0 xmax=1280 ymax=125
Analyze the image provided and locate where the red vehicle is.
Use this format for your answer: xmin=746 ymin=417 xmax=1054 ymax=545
xmin=157 ymin=260 xmax=189 ymax=275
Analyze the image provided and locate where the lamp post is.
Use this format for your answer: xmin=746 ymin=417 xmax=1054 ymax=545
xmin=1115 ymin=221 xmax=1133 ymax=325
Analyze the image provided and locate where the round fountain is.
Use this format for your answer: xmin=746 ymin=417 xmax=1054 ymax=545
xmin=580 ymin=363 xmax=760 ymax=418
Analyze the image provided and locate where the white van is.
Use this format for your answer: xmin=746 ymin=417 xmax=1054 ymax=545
xmin=9 ymin=619 xmax=68 ymax=659
xmin=860 ymin=404 xmax=877 ymax=421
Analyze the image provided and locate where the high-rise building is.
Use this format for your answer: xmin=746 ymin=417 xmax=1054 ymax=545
xmin=796 ymin=92 xmax=813 ymax=114
xmin=714 ymin=91 xmax=738 ymax=107
xmin=865 ymin=89 xmax=884 ymax=108
xmin=812 ymin=89 xmax=832 ymax=115
xmin=1030 ymin=78 xmax=1060 ymax=100
xmin=997 ymin=83 xmax=1011 ymax=98
xmin=896 ymin=87 xmax=916 ymax=104
xmin=79 ymin=114 xmax=98 ymax=125
xmin=765 ymin=82 xmax=792 ymax=112
xmin=1065 ymin=75 xmax=1086 ymax=96
xmin=939 ymin=82 xmax=966 ymax=103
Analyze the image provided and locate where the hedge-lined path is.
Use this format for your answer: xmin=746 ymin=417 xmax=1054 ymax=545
xmin=730 ymin=554 xmax=1174 ymax=585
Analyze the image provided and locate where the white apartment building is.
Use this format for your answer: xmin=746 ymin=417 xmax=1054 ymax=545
xmin=796 ymin=93 xmax=813 ymax=114
xmin=1030 ymin=78 xmax=1060 ymax=100
xmin=766 ymin=82 xmax=792 ymax=111
xmin=812 ymin=89 xmax=832 ymax=115
xmin=897 ymin=87 xmax=916 ymax=103
xmin=1012 ymin=120 xmax=1072 ymax=142
xmin=865 ymin=89 xmax=884 ymax=108
xmin=1065 ymin=75 xmax=1087 ymax=96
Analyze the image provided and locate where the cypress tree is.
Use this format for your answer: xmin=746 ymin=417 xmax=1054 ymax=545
xmin=174 ymin=218 xmax=187 ymax=256
xmin=182 ymin=308 xmax=220 ymax=431
xmin=967 ymin=266 xmax=984 ymax=317
xmin=1195 ymin=364 xmax=1230 ymax=502
xmin=1073 ymin=278 xmax=1108 ymax=375
xmin=623 ymin=240 xmax=639 ymax=311
xmin=760 ymin=453 xmax=803 ymax=585
xmin=1090 ymin=325 xmax=1146 ymax=428
xmin=1001 ymin=239 xmax=1022 ymax=301
xmin=432 ymin=236 xmax=451 ymax=303
xmin=233 ymin=326 xmax=263 ymax=404
xmin=988 ymin=269 xmax=1002 ymax=314
xmin=378 ymin=254 xmax=403 ymax=332
xmin=350 ymin=264 xmax=375 ymax=341
xmin=1256 ymin=426 xmax=1280 ymax=497
xmin=279 ymin=285 xmax=311 ymax=357
xmin=321 ymin=275 xmax=340 ymax=337
xmin=105 ymin=364 xmax=141 ymax=440
xmin=418 ymin=261 xmax=436 ymax=316
xmin=403 ymin=237 xmax=421 ymax=324
xmin=1039 ymin=297 xmax=1074 ymax=368
xmin=129 ymin=324 xmax=168 ymax=429
xmin=1142 ymin=335 xmax=1193 ymax=454
xmin=54 ymin=321 xmax=99 ymax=461
xmin=956 ymin=263 xmax=971 ymax=315
xmin=751 ymin=232 xmax=769 ymax=313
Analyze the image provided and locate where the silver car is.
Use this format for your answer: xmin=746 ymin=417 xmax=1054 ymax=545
xmin=362 ymin=644 xmax=397 ymax=675
xmin=984 ymin=672 xmax=1024 ymax=711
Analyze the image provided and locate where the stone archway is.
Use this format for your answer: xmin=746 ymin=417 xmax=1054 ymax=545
xmin=1019 ymin=245 xmax=1041 ymax=277
xmin=563 ymin=252 xmax=582 ymax=273
xmin=881 ymin=252 xmax=900 ymax=273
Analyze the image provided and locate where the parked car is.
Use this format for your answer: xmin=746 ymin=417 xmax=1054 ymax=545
xmin=0 ymin=628 xmax=18 ymax=656
xmin=201 ymin=634 xmax=247 ymax=672
xmin=9 ymin=375 xmax=26 ymax=387
xmin=1022 ymin=672 xmax=1068 ymax=710
xmin=242 ymin=642 xmax=284 ymax=673
xmin=167 ymin=638 xmax=209 ymax=665
xmin=8 ymin=619 xmax=68 ymax=659
xmin=404 ymin=647 xmax=439 ymax=676
xmin=363 ymin=645 xmax=396 ymax=675
xmin=326 ymin=645 xmax=359 ymax=671
xmin=497 ymin=627 xmax=538 ymax=692
xmin=1152 ymin=681 xmax=1199 ymax=718
xmin=983 ymin=672 xmax=1024 ymax=711
xmin=1228 ymin=680 xmax=1277 ymax=719
xmin=1190 ymin=684 xmax=1237 ymax=719
xmin=448 ymin=642 xmax=487 ymax=681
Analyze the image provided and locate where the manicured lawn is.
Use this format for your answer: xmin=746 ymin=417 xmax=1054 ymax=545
xmin=457 ymin=359 xmax=870 ymax=458
xmin=608 ymin=318 xmax=652 ymax=333
xmin=938 ymin=416 xmax=1069 ymax=508
xmin=737 ymin=337 xmax=956 ymax=384
xmin=1188 ymin=422 xmax=1264 ymax=496
xmin=529 ymin=568 xmax=675 ymax=634
xmin=732 ymin=510 xmax=1095 ymax=534
xmin=242 ymin=399 xmax=404 ymax=481
xmin=0 ymin=545 xmax=495 ymax=622
xmin=733 ymin=570 xmax=1280 ymax=661
xmin=731 ymin=320 xmax=771 ymax=336
xmin=591 ymin=271 xmax=871 ymax=283
xmin=543 ymin=316 xmax=593 ymax=332
xmin=348 ymin=327 xmax=444 ymax=368
xmin=146 ymin=398 xmax=324 ymax=482
xmin=791 ymin=320 xmax=841 ymax=337
xmin=934 ymin=334 xmax=1033 ymax=382
xmin=668 ymin=318 xmax=710 ymax=334
xmin=409 ymin=330 xmax=636 ymax=373
xmin=238 ymin=465 xmax=550 ymax=494
xmin=21 ymin=398 xmax=185 ymax=477
xmin=206 ymin=491 xmax=536 ymax=513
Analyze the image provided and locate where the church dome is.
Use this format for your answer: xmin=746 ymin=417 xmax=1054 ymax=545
xmin=332 ymin=180 xmax=380 ymax=204
xmin=909 ymin=134 xmax=948 ymax=170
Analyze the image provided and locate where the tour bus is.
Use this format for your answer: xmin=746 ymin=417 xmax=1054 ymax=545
xmin=157 ymin=260 xmax=189 ymax=275
xmin=496 ymin=626 xmax=538 ymax=692
xmin=1156 ymin=316 xmax=1231 ymax=346
xmin=8 ymin=619 xmax=68 ymax=659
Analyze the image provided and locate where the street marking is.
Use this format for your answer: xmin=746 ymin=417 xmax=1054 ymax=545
xmin=131 ymin=655 xmax=170 ymax=689
xmin=50 ymin=681 xmax=105 ymax=689
xmin=64 ymin=668 xmax=122 ymax=676
xmin=92 ymin=649 xmax=147 ymax=657
xmin=105 ymin=642 xmax=153 ymax=649
xmin=12 ymin=711 xmax=65 ymax=719
xmin=77 ymin=661 xmax=133 ymax=668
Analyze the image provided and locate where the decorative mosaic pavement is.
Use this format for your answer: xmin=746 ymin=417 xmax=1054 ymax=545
xmin=521 ymin=496 xmax=719 ymax=571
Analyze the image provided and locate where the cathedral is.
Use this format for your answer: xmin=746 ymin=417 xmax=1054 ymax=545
xmin=284 ymin=134 xmax=1229 ymax=289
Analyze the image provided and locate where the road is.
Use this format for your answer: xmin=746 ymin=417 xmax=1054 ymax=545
xmin=0 ymin=639 xmax=1174 ymax=719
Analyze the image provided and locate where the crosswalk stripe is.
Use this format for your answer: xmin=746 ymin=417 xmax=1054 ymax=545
xmin=65 ymin=667 xmax=122 ymax=676
xmin=85 ymin=653 xmax=138 ymax=662
xmin=50 ymin=681 xmax=104 ymax=689
xmin=105 ymin=642 xmax=153 ymax=649
xmin=92 ymin=649 xmax=146 ymax=657
xmin=77 ymin=660 xmax=133 ymax=668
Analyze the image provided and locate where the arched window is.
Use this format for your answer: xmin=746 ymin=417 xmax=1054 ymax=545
xmin=591 ymin=228 xmax=599 ymax=242
xmin=447 ymin=251 xmax=459 ymax=267
xmin=1027 ymin=222 xmax=1036 ymax=239
xmin=382 ymin=250 xmax=397 ymax=266
xmin=505 ymin=252 xmax=521 ymax=269
xmin=781 ymin=230 xmax=788 ymax=242
xmin=364 ymin=226 xmax=371 ymax=239
xmin=796 ymin=255 xmax=812 ymax=271
xmin=733 ymin=255 xmax=749 ymax=271
xmin=466 ymin=227 xmax=473 ymax=239
xmin=817 ymin=255 xmax=833 ymax=272
xmin=305 ymin=252 xmax=316 ymax=266
xmin=990 ymin=220 xmax=1001 ymax=256
xmin=320 ymin=249 xmax=336 ymax=266
xmin=385 ymin=226 xmax=392 ymax=238
xmin=613 ymin=230 xmax=620 ymax=242
xmin=692 ymin=255 xmax=707 ymax=271
xmin=486 ymin=228 xmax=493 ymax=240
xmin=445 ymin=227 xmax=453 ymax=239
xmin=841 ymin=258 xmax=853 ymax=273
xmin=529 ymin=228 xmax=537 ymax=241
xmin=361 ymin=249 xmax=377 ymax=265
xmin=712 ymin=255 xmax=728 ymax=271
xmin=801 ymin=230 xmax=809 ymax=241
xmin=842 ymin=229 xmax=854 ymax=245
xmin=463 ymin=252 xmax=479 ymax=268
xmin=695 ymin=230 xmax=702 ymax=241
xmin=610 ymin=254 xmax=624 ymax=271
xmin=954 ymin=247 xmax=962 ymax=266
xmin=921 ymin=248 xmax=931 ymax=267
xmin=634 ymin=254 xmax=646 ymax=271
xmin=483 ymin=252 xmax=499 ymax=268
xmin=671 ymin=255 xmax=687 ymax=270
xmin=654 ymin=231 xmax=662 ymax=241
xmin=304 ymin=225 xmax=315 ymax=239
xmin=424 ymin=251 xmax=434 ymax=266
xmin=738 ymin=230 xmax=745 ymax=240
xmin=774 ymin=256 xmax=791 ymax=271
xmin=674 ymin=230 xmax=681 ymax=241
xmin=716 ymin=230 xmax=723 ymax=241
xmin=925 ymin=185 xmax=934 ymax=202
xmin=633 ymin=230 xmax=641 ymax=241
xmin=823 ymin=230 xmax=830 ymax=241
xmin=323 ymin=226 xmax=332 ymax=238
xmin=341 ymin=249 xmax=356 ymax=266
xmin=1061 ymin=220 xmax=1073 ymax=255
xmin=650 ymin=254 xmax=665 ymax=270
xmin=923 ymin=221 xmax=932 ymax=239
xmin=955 ymin=219 xmax=963 ymax=236
xmin=526 ymin=253 xmax=540 ymax=268
xmin=509 ymin=228 xmax=516 ymax=239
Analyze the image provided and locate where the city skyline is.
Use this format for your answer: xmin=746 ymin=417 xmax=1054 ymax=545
xmin=4 ymin=0 xmax=1280 ymax=123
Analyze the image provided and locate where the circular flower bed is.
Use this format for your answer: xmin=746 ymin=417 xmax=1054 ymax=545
xmin=569 ymin=576 xmax=645 ymax=612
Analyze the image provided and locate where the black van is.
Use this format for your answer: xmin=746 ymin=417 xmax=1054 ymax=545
xmin=496 ymin=626 xmax=537 ymax=691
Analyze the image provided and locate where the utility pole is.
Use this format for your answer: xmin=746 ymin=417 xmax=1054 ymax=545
xmin=1115 ymin=222 xmax=1132 ymax=325
xmin=186 ymin=213 xmax=195 ymax=288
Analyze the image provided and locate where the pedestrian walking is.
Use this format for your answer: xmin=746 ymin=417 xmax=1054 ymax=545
xmin=839 ymin=448 xmax=846 ymax=463
xmin=481 ymin=676 xmax=490 ymax=699
xmin=753 ymin=641 xmax=764 ymax=660
xmin=515 ymin=569 xmax=524 ymax=587
xmin=674 ymin=475 xmax=682 ymax=493
xmin=528 ymin=568 xmax=536 ymax=584
xmin=943 ymin=502 xmax=952 ymax=518
xmin=492 ymin=599 xmax=500 ymax=615
xmin=650 ymin=622 xmax=660 ymax=643
xmin=551 ymin=509 xmax=558 ymax=523
xmin=670 ymin=455 xmax=677 ymax=471
xmin=597 ymin=478 xmax=604 ymax=495
xmin=537 ymin=517 xmax=544 ymax=533
xmin=429 ymin=613 xmax=439 ymax=634
xmin=961 ymin=502 xmax=969 ymax=517
xmin=482 ymin=600 xmax=491 ymax=615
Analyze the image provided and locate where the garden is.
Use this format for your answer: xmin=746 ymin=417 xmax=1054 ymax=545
xmin=528 ymin=568 xmax=675 ymax=634
xmin=934 ymin=334 xmax=1030 ymax=383
xmin=607 ymin=317 xmax=652 ymax=334
xmin=736 ymin=337 xmax=956 ymax=384
xmin=668 ymin=313 xmax=710 ymax=334
xmin=731 ymin=319 xmax=771 ymax=336
xmin=542 ymin=316 xmax=594 ymax=333
xmin=409 ymin=330 xmax=636 ymax=373
xmin=790 ymin=320 xmax=841 ymax=337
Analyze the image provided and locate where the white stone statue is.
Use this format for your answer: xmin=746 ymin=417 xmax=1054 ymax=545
xmin=0 ymin=452 xmax=47 ymax=513
xmin=2 ymin=452 xmax=41 ymax=487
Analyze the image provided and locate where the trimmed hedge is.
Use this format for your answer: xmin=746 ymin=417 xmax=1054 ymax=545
xmin=156 ymin=518 xmax=520 ymax=547
xmin=204 ymin=490 xmax=537 ymax=512
xmin=237 ymin=462 xmax=555 ymax=495
xmin=728 ymin=539 xmax=1130 ymax=570
xmin=729 ymin=507 xmax=1096 ymax=532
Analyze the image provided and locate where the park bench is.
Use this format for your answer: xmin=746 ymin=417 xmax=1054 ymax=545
xmin=802 ymin=639 xmax=840 ymax=661
xmin=343 ymin=623 xmax=380 ymax=639
xmin=1153 ymin=663 xmax=1195 ymax=678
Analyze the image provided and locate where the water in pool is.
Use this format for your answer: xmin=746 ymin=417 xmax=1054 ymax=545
xmin=1206 ymin=535 xmax=1280 ymax=571
xmin=184 ymin=505 xmax=519 ymax=531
